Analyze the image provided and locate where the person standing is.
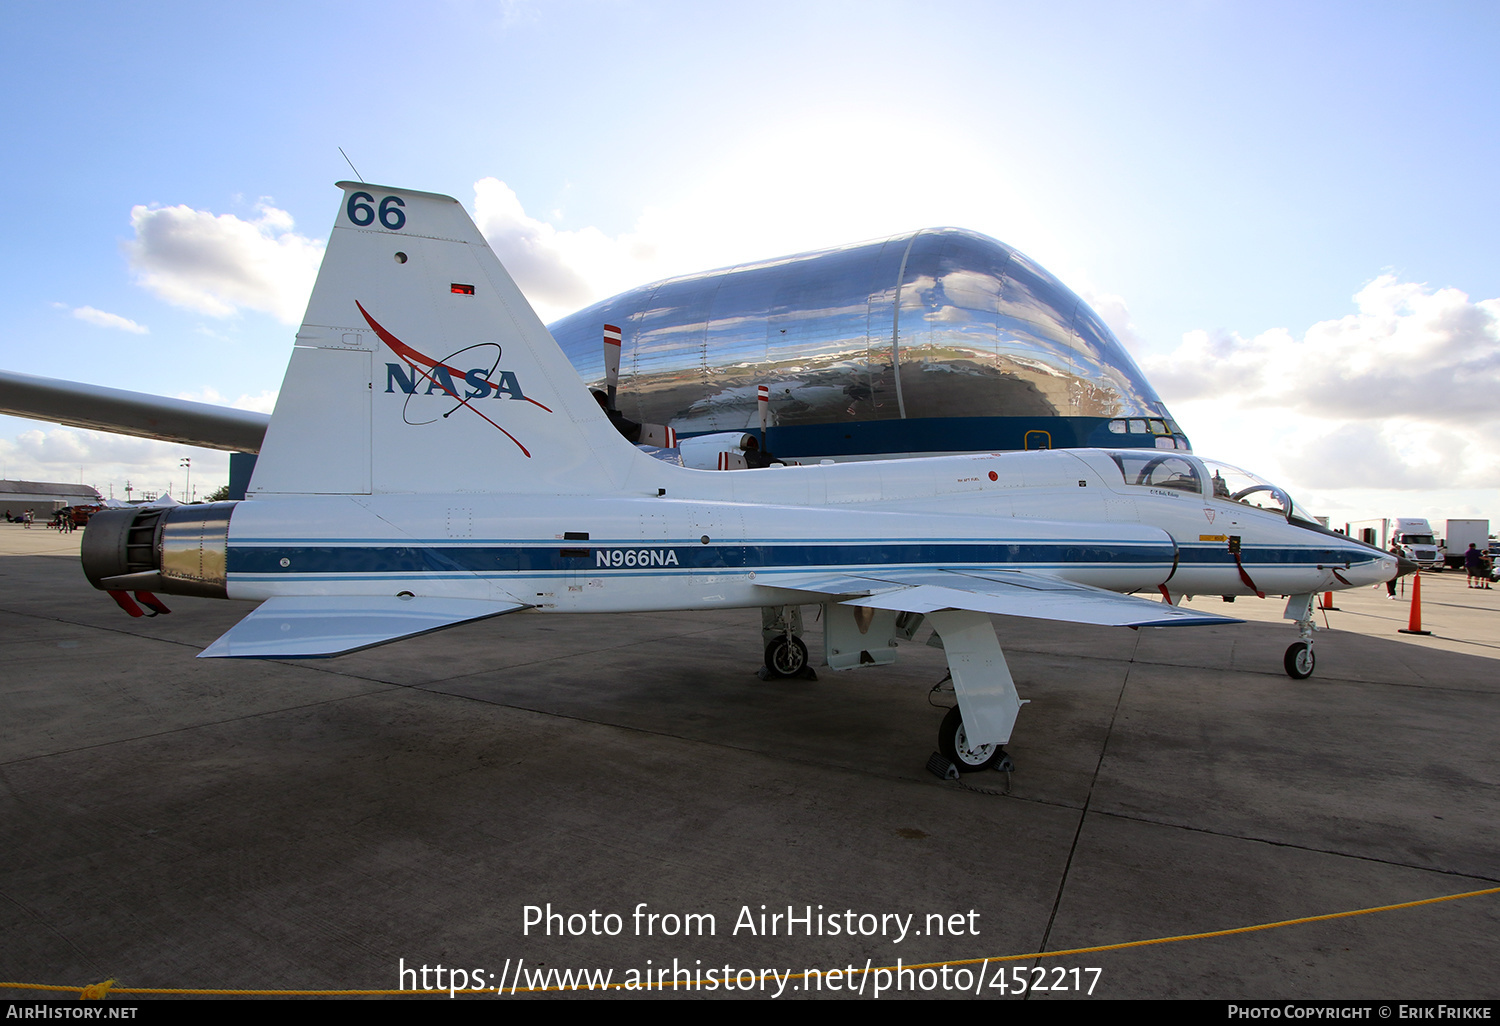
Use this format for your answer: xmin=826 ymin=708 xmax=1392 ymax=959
xmin=1464 ymin=543 xmax=1485 ymax=589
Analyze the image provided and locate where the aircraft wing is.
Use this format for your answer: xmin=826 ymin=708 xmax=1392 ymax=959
xmin=770 ymin=568 xmax=1241 ymax=628
xmin=0 ymin=369 xmax=269 ymax=452
xmin=198 ymin=595 xmax=529 ymax=658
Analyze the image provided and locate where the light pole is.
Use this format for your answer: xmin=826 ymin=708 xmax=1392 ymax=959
xmin=180 ymin=458 xmax=191 ymax=503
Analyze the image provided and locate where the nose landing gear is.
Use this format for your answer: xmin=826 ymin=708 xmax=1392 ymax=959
xmin=1283 ymin=594 xmax=1317 ymax=680
xmin=1284 ymin=640 xmax=1315 ymax=679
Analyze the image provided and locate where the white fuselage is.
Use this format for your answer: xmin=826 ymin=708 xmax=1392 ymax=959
xmin=223 ymin=449 xmax=1394 ymax=612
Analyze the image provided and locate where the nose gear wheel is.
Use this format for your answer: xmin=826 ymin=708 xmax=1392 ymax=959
xmin=1284 ymin=641 xmax=1315 ymax=679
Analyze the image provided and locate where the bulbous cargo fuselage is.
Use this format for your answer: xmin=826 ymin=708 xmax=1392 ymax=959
xmin=549 ymin=228 xmax=1189 ymax=459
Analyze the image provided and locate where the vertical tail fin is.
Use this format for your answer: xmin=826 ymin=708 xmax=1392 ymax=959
xmin=250 ymin=183 xmax=651 ymax=497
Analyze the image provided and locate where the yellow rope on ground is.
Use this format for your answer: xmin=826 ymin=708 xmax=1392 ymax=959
xmin=3 ymin=885 xmax=1496 ymax=997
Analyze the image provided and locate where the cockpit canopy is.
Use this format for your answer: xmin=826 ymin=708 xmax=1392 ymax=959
xmin=1108 ymin=452 xmax=1319 ymax=523
xmin=1202 ymin=459 xmax=1320 ymax=523
xmin=1109 ymin=451 xmax=1203 ymax=495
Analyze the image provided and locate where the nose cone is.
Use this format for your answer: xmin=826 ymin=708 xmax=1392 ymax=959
xmin=1339 ymin=550 xmax=1400 ymax=588
xmin=1395 ymin=555 xmax=1419 ymax=577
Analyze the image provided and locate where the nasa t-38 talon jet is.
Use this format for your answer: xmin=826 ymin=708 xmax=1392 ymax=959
xmin=79 ymin=184 xmax=1398 ymax=772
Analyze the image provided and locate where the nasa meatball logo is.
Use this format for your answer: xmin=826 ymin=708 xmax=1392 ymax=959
xmin=357 ymin=301 xmax=552 ymax=458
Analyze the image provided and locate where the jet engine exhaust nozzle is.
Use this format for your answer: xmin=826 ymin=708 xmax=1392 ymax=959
xmin=81 ymin=502 xmax=237 ymax=599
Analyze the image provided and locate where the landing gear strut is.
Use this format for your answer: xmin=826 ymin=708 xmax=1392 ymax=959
xmin=1283 ymin=593 xmax=1317 ymax=680
xmin=926 ymin=609 xmax=1025 ymax=775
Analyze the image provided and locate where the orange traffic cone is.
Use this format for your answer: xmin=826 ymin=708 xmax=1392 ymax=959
xmin=1320 ymin=590 xmax=1338 ymax=611
xmin=1399 ymin=572 xmax=1432 ymax=636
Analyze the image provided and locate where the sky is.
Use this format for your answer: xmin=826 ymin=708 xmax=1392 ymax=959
xmin=1 ymin=0 xmax=1496 ymax=529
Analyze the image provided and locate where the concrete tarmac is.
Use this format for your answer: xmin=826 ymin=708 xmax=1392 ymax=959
xmin=2 ymin=522 xmax=1497 ymax=1000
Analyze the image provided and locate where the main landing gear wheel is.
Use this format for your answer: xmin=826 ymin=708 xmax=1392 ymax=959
xmin=763 ymin=636 xmax=809 ymax=678
xmin=938 ymin=706 xmax=1002 ymax=773
xmin=1284 ymin=641 xmax=1315 ymax=680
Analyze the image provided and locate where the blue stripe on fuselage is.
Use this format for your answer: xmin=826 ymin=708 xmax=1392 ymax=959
xmin=227 ymin=540 xmax=1171 ymax=577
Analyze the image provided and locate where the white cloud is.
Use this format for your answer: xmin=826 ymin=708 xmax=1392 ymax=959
xmin=472 ymin=178 xmax=602 ymax=317
xmin=121 ymin=182 xmax=653 ymax=329
xmin=470 ymin=112 xmax=1048 ymax=322
xmin=127 ymin=200 xmax=324 ymax=324
xmin=1078 ymin=289 xmax=1148 ymax=355
xmin=471 ymin=178 xmax=679 ymax=323
xmin=70 ymin=305 xmax=148 ymax=334
xmin=1140 ymin=277 xmax=1500 ymax=515
xmin=116 ymin=138 xmax=1034 ymax=331
xmin=174 ymin=386 xmax=278 ymax=415
xmin=0 ymin=426 xmax=228 ymax=502
xmin=1141 ymin=276 xmax=1500 ymax=423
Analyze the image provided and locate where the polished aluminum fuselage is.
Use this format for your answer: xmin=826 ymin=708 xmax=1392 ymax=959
xmin=550 ymin=229 xmax=1188 ymax=459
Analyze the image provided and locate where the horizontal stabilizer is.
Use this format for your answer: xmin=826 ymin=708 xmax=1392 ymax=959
xmin=775 ymin=568 xmax=1241 ymax=628
xmin=198 ymin=595 xmax=528 ymax=658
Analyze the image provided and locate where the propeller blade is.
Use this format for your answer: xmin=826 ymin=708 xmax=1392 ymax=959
xmin=602 ymin=323 xmax=622 ymax=410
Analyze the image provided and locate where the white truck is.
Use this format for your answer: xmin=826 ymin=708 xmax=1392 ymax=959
xmin=1444 ymin=519 xmax=1490 ymax=570
xmin=1347 ymin=517 xmax=1446 ymax=571
xmin=1393 ymin=518 xmax=1446 ymax=571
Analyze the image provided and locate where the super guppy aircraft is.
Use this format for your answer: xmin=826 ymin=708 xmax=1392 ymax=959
xmin=0 ymin=221 xmax=1189 ymax=464
xmin=78 ymin=183 xmax=1397 ymax=773
xmin=548 ymin=226 xmax=1191 ymax=459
